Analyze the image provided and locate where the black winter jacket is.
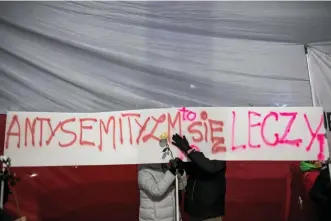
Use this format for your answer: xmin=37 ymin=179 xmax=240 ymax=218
xmin=309 ymin=165 xmax=331 ymax=221
xmin=183 ymin=151 xmax=226 ymax=219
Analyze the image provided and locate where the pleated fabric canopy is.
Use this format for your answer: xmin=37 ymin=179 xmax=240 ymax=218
xmin=1 ymin=2 xmax=331 ymax=221
xmin=1 ymin=1 xmax=331 ymax=113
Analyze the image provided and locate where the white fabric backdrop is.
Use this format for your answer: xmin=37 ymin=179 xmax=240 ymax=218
xmin=2 ymin=2 xmax=331 ymax=113
xmin=309 ymin=42 xmax=331 ymax=55
xmin=307 ymin=43 xmax=331 ymax=108
xmin=307 ymin=43 xmax=331 ymax=153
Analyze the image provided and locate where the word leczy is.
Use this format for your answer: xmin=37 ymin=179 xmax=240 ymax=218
xmin=231 ymin=111 xmax=326 ymax=160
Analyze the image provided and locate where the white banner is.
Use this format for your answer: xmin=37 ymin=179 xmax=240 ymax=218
xmin=4 ymin=107 xmax=329 ymax=167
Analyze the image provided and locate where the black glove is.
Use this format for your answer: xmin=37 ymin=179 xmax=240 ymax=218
xmin=168 ymin=157 xmax=184 ymax=175
xmin=172 ymin=134 xmax=192 ymax=153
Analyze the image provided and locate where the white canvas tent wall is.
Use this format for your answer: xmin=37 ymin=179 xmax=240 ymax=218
xmin=2 ymin=3 xmax=331 ymax=220
xmin=0 ymin=1 xmax=331 ymax=113
xmin=307 ymin=42 xmax=331 ymax=151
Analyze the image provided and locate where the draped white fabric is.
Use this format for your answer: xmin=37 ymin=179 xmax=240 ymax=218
xmin=307 ymin=44 xmax=331 ymax=153
xmin=307 ymin=44 xmax=331 ymax=108
xmin=2 ymin=1 xmax=331 ymax=113
xmin=309 ymin=42 xmax=331 ymax=55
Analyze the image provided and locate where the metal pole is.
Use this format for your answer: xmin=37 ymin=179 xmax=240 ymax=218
xmin=175 ymin=170 xmax=180 ymax=221
xmin=158 ymin=134 xmax=180 ymax=221
xmin=0 ymin=167 xmax=5 ymax=210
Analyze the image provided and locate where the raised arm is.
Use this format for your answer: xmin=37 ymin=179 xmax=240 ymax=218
xmin=172 ymin=134 xmax=226 ymax=174
xmin=138 ymin=165 xmax=175 ymax=198
xmin=188 ymin=150 xmax=226 ymax=174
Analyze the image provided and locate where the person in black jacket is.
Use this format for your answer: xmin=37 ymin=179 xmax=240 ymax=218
xmin=171 ymin=134 xmax=226 ymax=221
xmin=309 ymin=162 xmax=331 ymax=221
xmin=0 ymin=169 xmax=26 ymax=221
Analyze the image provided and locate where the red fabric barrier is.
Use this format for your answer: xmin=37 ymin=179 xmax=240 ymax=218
xmin=0 ymin=114 xmax=308 ymax=221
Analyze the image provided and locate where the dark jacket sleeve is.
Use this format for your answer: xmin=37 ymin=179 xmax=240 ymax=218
xmin=0 ymin=212 xmax=16 ymax=221
xmin=183 ymin=162 xmax=194 ymax=175
xmin=309 ymin=172 xmax=328 ymax=202
xmin=179 ymin=190 xmax=182 ymax=205
xmin=188 ymin=151 xmax=226 ymax=174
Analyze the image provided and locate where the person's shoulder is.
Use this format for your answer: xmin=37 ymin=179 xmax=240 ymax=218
xmin=214 ymin=160 xmax=226 ymax=164
xmin=138 ymin=164 xmax=148 ymax=169
xmin=138 ymin=164 xmax=163 ymax=173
